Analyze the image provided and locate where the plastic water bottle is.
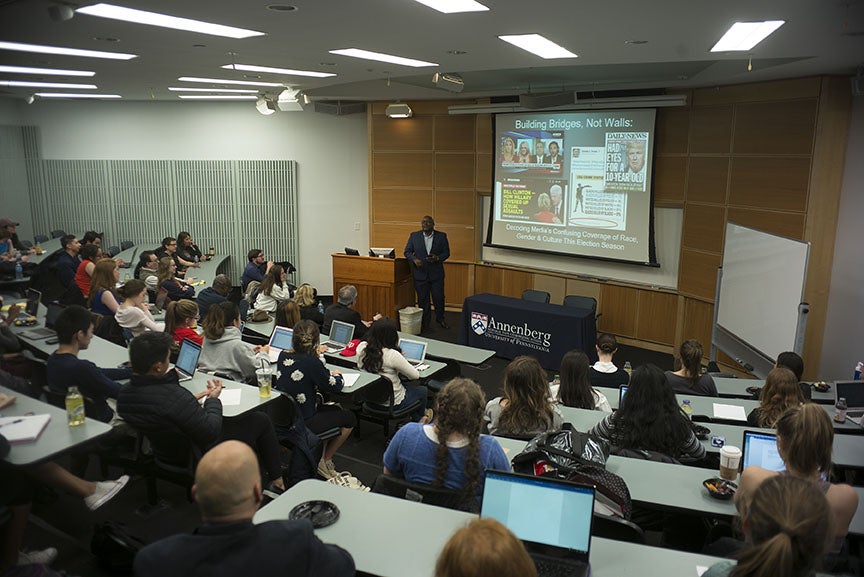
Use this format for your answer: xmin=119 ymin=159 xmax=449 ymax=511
xmin=623 ymin=361 xmax=632 ymax=376
xmin=14 ymin=260 xmax=22 ymax=280
xmin=318 ymin=300 xmax=324 ymax=315
xmin=66 ymin=386 xmax=85 ymax=426
xmin=681 ymin=399 xmax=693 ymax=420
xmin=855 ymin=362 xmax=862 ymax=380
xmin=834 ymin=397 xmax=847 ymax=423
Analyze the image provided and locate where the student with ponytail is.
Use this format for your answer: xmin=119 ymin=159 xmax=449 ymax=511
xmin=665 ymin=339 xmax=718 ymax=396
xmin=164 ymin=299 xmax=203 ymax=347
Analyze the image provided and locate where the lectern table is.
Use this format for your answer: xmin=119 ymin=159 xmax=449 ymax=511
xmin=331 ymin=254 xmax=414 ymax=320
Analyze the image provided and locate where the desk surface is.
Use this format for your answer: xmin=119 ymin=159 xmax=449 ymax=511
xmin=713 ymin=376 xmax=835 ymax=404
xmin=596 ymin=386 xmax=761 ymax=418
xmin=254 ymin=479 xmax=725 ymax=577
xmin=0 ymin=384 xmax=113 ymax=466
xmin=180 ymin=373 xmax=280 ymax=418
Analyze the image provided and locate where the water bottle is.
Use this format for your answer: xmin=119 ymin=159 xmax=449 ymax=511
xmin=317 ymin=300 xmax=324 ymax=315
xmin=681 ymin=399 xmax=693 ymax=420
xmin=623 ymin=361 xmax=632 ymax=376
xmin=14 ymin=260 xmax=22 ymax=280
xmin=66 ymin=386 xmax=85 ymax=426
xmin=855 ymin=362 xmax=862 ymax=380
xmin=834 ymin=397 xmax=847 ymax=423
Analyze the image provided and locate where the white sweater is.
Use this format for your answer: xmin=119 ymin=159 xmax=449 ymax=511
xmin=115 ymin=305 xmax=165 ymax=337
xmin=356 ymin=341 xmax=419 ymax=406
xmin=254 ymin=283 xmax=292 ymax=313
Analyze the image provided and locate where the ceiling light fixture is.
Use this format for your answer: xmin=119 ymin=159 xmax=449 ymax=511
xmin=0 ymin=80 xmax=97 ymax=89
xmin=329 ymin=48 xmax=437 ymax=67
xmin=256 ymin=96 xmax=278 ymax=115
xmin=710 ymin=21 xmax=785 ymax=52
xmin=177 ymin=76 xmax=284 ymax=87
xmin=411 ymin=0 xmax=488 ymax=14
xmin=220 ymin=64 xmax=336 ymax=78
xmin=498 ymin=34 xmax=577 ymax=59
xmin=0 ymin=40 xmax=136 ymax=60
xmin=385 ymin=103 xmax=413 ymax=118
xmin=35 ymin=92 xmax=122 ymax=98
xmin=76 ymin=3 xmax=266 ymax=39
xmin=178 ymin=94 xmax=258 ymax=100
xmin=169 ymin=87 xmax=258 ymax=93
xmin=0 ymin=65 xmax=95 ymax=77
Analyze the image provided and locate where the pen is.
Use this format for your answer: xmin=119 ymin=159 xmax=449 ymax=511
xmin=0 ymin=418 xmax=24 ymax=428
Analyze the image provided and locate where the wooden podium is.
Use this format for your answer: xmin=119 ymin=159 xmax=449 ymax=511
xmin=331 ymin=254 xmax=415 ymax=320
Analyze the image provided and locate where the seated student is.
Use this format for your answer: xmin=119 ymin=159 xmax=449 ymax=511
xmin=775 ymin=350 xmax=812 ymax=401
xmin=253 ymin=264 xmax=292 ymax=313
xmin=589 ymin=333 xmax=630 ymax=387
xmin=293 ymin=283 xmax=323 ymax=328
xmin=165 ymin=299 xmax=203 ymax=347
xmin=274 ymin=320 xmax=354 ymax=479
xmin=116 ymin=333 xmax=285 ymax=495
xmin=158 ymin=257 xmax=195 ymax=303
xmin=736 ymin=404 xmax=858 ymax=551
xmin=589 ymin=364 xmax=706 ymax=462
xmin=116 ymin=279 xmax=165 ymax=337
xmin=196 ymin=274 xmax=231 ymax=320
xmin=274 ymin=300 xmax=301 ymax=329
xmin=155 ymin=237 xmax=185 ymax=276
xmin=485 ymin=356 xmax=563 ymax=437
xmin=46 ymin=305 xmax=132 ymax=423
xmin=80 ymin=230 xmax=102 ymax=249
xmin=746 ymin=367 xmax=804 ymax=428
xmin=554 ymin=349 xmax=612 ymax=411
xmin=0 ymin=301 xmax=22 ymax=358
xmin=198 ymin=301 xmax=267 ymax=383
xmin=323 ymin=285 xmax=380 ymax=338
xmin=135 ymin=250 xmax=161 ymax=294
xmin=134 ymin=440 xmax=353 ymax=577
xmin=55 ymin=234 xmax=82 ymax=288
xmin=0 ymin=228 xmax=14 ymax=261
xmin=241 ymin=248 xmax=273 ymax=292
xmin=435 ymin=518 xmax=537 ymax=577
xmin=74 ymin=243 xmax=101 ymax=298
xmin=384 ymin=378 xmax=510 ymax=500
xmin=358 ymin=317 xmax=430 ymax=423
xmin=0 ymin=217 xmax=33 ymax=254
xmin=704 ymin=476 xmax=833 ymax=577
xmin=88 ymin=258 xmax=121 ymax=315
xmin=175 ymin=231 xmax=207 ymax=269
xmin=665 ymin=339 xmax=718 ymax=396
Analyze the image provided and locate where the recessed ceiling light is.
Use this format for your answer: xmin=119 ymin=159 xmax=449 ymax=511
xmin=410 ymin=0 xmax=488 ymax=14
xmin=76 ymin=3 xmax=266 ymax=39
xmin=266 ymin=4 xmax=297 ymax=11
xmin=498 ymin=34 xmax=577 ymax=59
xmin=177 ymin=76 xmax=283 ymax=87
xmin=329 ymin=48 xmax=437 ymax=67
xmin=178 ymin=94 xmax=258 ymax=100
xmin=0 ymin=40 xmax=136 ymax=60
xmin=35 ymin=93 xmax=121 ymax=99
xmin=0 ymin=80 xmax=98 ymax=89
xmin=220 ymin=64 xmax=336 ymax=78
xmin=0 ymin=65 xmax=95 ymax=77
xmin=169 ymin=87 xmax=258 ymax=93
xmin=624 ymin=40 xmax=648 ymax=45
xmin=710 ymin=21 xmax=785 ymax=52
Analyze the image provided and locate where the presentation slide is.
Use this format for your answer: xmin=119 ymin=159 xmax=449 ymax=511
xmin=487 ymin=108 xmax=658 ymax=265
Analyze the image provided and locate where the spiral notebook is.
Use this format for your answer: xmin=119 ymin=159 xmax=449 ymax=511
xmin=0 ymin=414 xmax=51 ymax=443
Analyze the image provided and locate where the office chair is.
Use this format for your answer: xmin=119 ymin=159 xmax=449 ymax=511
xmin=591 ymin=514 xmax=645 ymax=544
xmin=372 ymin=474 xmax=478 ymax=513
xmin=34 ymin=234 xmax=49 ymax=244
xmin=521 ymin=289 xmax=550 ymax=304
xmin=107 ymin=246 xmax=121 ymax=257
xmin=20 ymin=240 xmax=33 ymax=249
xmin=120 ymin=240 xmax=134 ymax=251
xmin=356 ymin=377 xmax=422 ymax=439
xmin=563 ymin=294 xmax=602 ymax=322
xmin=50 ymin=229 xmax=66 ymax=239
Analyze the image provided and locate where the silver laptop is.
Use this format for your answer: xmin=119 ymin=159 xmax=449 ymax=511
xmin=118 ymin=247 xmax=137 ymax=268
xmin=398 ymin=338 xmax=427 ymax=366
xmin=835 ymin=381 xmax=864 ymax=425
xmin=19 ymin=303 xmax=64 ymax=340
xmin=174 ymin=338 xmax=202 ymax=382
xmin=322 ymin=320 xmax=354 ymax=352
xmin=267 ymin=325 xmax=294 ymax=363
xmin=742 ymin=430 xmax=785 ymax=472
xmin=481 ymin=470 xmax=593 ymax=577
xmin=618 ymin=385 xmax=628 ymax=409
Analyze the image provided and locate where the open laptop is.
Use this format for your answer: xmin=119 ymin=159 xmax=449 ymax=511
xmin=117 ymin=247 xmax=137 ymax=268
xmin=266 ymin=325 xmax=294 ymax=363
xmin=835 ymin=381 xmax=864 ymax=425
xmin=24 ymin=288 xmax=41 ymax=317
xmin=19 ymin=302 xmax=65 ymax=340
xmin=398 ymin=338 xmax=427 ymax=366
xmin=322 ymin=320 xmax=354 ymax=353
xmin=174 ymin=338 xmax=202 ymax=382
xmin=741 ymin=430 xmax=785 ymax=472
xmin=481 ymin=470 xmax=593 ymax=577
xmin=618 ymin=385 xmax=628 ymax=409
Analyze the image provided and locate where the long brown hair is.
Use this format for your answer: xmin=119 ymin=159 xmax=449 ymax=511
xmin=757 ymin=367 xmax=804 ymax=428
xmin=498 ymin=356 xmax=556 ymax=435
xmin=432 ymin=379 xmax=485 ymax=497
xmin=202 ymin=301 xmax=238 ymax=340
xmin=776 ymin=403 xmax=833 ymax=477
xmin=731 ymin=476 xmax=832 ymax=577
xmin=165 ymin=299 xmax=198 ymax=336
xmin=275 ymin=300 xmax=301 ymax=329
xmin=558 ymin=349 xmax=593 ymax=409
xmin=259 ymin=264 xmax=284 ymax=296
xmin=435 ymin=518 xmax=537 ymax=577
xmin=676 ymin=339 xmax=704 ymax=388
xmin=87 ymin=258 xmax=118 ymax=306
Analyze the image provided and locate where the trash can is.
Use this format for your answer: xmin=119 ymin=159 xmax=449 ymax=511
xmin=398 ymin=306 xmax=423 ymax=335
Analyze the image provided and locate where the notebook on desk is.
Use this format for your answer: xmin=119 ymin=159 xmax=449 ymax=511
xmin=267 ymin=325 xmax=294 ymax=363
xmin=481 ymin=470 xmax=593 ymax=577
xmin=398 ymin=338 xmax=427 ymax=366
xmin=835 ymin=381 xmax=864 ymax=425
xmin=741 ymin=430 xmax=785 ymax=472
xmin=322 ymin=320 xmax=354 ymax=353
xmin=0 ymin=414 xmax=51 ymax=444
xmin=174 ymin=339 xmax=202 ymax=382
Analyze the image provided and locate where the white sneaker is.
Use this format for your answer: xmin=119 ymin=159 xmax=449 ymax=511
xmin=18 ymin=547 xmax=58 ymax=565
xmin=317 ymin=459 xmax=337 ymax=479
xmin=326 ymin=472 xmax=370 ymax=492
xmin=84 ymin=475 xmax=130 ymax=511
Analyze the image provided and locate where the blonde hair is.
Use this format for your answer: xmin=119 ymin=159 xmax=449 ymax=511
xmin=536 ymin=193 xmax=551 ymax=211
xmin=156 ymin=256 xmax=175 ymax=286
xmin=776 ymin=403 xmax=833 ymax=476
xmin=88 ymin=258 xmax=118 ymax=306
xmin=293 ymin=284 xmax=317 ymax=308
xmin=435 ymin=518 xmax=537 ymax=577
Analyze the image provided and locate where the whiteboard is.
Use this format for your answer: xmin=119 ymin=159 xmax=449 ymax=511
xmin=481 ymin=195 xmax=681 ymax=289
xmin=716 ymin=223 xmax=809 ymax=361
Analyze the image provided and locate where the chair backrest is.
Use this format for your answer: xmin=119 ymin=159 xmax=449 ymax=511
xmin=21 ymin=240 xmax=33 ymax=249
xmin=154 ymin=287 xmax=168 ymax=312
xmin=34 ymin=234 xmax=49 ymax=244
xmin=120 ymin=241 xmax=134 ymax=251
xmin=372 ymin=474 xmax=478 ymax=513
xmin=563 ymin=295 xmax=597 ymax=313
xmin=521 ymin=289 xmax=550 ymax=304
xmin=358 ymin=376 xmax=395 ymax=408
xmin=591 ymin=513 xmax=645 ymax=544
xmin=107 ymin=246 xmax=121 ymax=257
xmin=50 ymin=229 xmax=66 ymax=239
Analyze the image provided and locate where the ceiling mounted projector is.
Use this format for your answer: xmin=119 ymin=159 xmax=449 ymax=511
xmin=385 ymin=103 xmax=412 ymax=118
xmin=255 ymin=96 xmax=277 ymax=115
xmin=432 ymin=72 xmax=464 ymax=93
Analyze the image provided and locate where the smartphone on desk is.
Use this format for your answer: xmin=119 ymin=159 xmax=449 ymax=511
xmin=45 ymin=337 xmax=60 ymax=345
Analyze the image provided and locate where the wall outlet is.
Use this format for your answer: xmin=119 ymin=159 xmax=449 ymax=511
xmin=353 ymin=222 xmax=360 ymax=231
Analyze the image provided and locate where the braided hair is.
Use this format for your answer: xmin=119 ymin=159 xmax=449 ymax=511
xmin=292 ymin=319 xmax=319 ymax=356
xmin=431 ymin=378 xmax=486 ymax=498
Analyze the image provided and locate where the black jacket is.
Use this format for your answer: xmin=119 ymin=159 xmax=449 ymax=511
xmin=322 ymin=302 xmax=365 ymax=339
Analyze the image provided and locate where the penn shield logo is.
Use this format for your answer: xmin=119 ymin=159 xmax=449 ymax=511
xmin=471 ymin=312 xmax=488 ymax=335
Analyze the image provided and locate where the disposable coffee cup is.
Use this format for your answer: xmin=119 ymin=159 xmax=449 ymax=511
xmin=719 ymin=445 xmax=742 ymax=481
xmin=256 ymin=368 xmax=272 ymax=398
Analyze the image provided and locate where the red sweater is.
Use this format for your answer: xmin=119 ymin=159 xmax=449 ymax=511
xmin=172 ymin=326 xmax=203 ymax=347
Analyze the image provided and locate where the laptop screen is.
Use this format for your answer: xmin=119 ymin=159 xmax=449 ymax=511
xmin=618 ymin=385 xmax=628 ymax=408
xmin=329 ymin=321 xmax=354 ymax=345
xmin=481 ymin=470 xmax=594 ymax=555
xmin=44 ymin=303 xmax=65 ymax=329
xmin=25 ymin=288 xmax=41 ymax=316
xmin=176 ymin=339 xmax=202 ymax=376
xmin=269 ymin=326 xmax=294 ymax=351
xmin=742 ymin=431 xmax=785 ymax=472
xmin=835 ymin=381 xmax=864 ymax=410
xmin=399 ymin=339 xmax=427 ymax=363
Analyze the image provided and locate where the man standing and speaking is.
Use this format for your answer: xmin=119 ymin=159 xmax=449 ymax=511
xmin=404 ymin=215 xmax=450 ymax=331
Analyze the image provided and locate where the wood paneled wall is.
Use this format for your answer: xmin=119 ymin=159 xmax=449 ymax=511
xmin=367 ymin=77 xmax=852 ymax=378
